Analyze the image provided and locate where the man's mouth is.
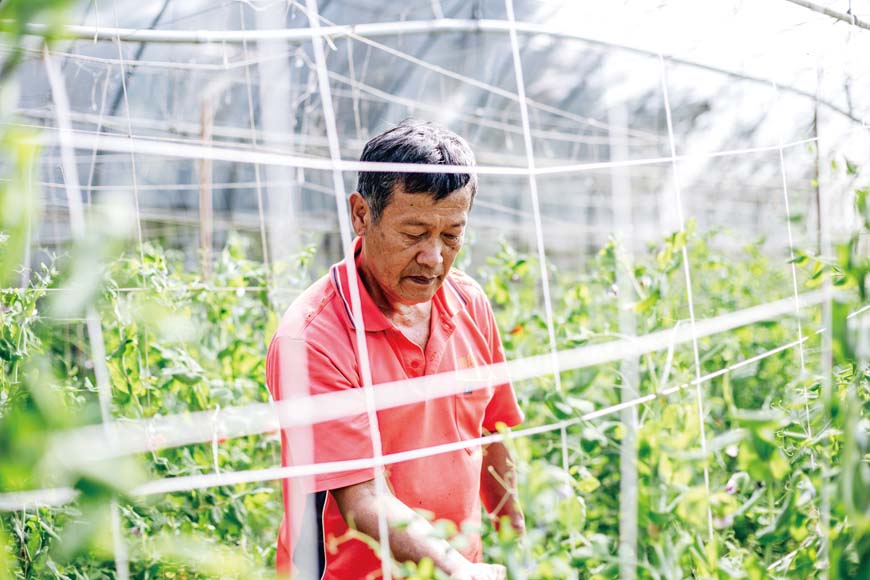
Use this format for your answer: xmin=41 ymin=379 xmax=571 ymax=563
xmin=407 ymin=275 xmax=439 ymax=286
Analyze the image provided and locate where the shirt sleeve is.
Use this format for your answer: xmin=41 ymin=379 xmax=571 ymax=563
xmin=267 ymin=334 xmax=376 ymax=493
xmin=479 ymin=299 xmax=524 ymax=432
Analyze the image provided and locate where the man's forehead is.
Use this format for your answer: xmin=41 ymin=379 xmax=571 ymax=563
xmin=386 ymin=187 xmax=472 ymax=219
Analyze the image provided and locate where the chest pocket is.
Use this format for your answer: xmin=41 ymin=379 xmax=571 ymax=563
xmin=453 ymin=356 xmax=495 ymax=453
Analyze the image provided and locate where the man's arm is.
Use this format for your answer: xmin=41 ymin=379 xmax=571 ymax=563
xmin=480 ymin=441 xmax=525 ymax=534
xmin=332 ymin=480 xmax=506 ymax=580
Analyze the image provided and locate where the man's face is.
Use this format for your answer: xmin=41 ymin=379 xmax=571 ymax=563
xmin=351 ymin=185 xmax=472 ymax=306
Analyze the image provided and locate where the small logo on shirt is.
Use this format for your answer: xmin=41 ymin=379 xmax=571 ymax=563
xmin=458 ymin=354 xmax=476 ymax=369
xmin=458 ymin=354 xmax=482 ymax=395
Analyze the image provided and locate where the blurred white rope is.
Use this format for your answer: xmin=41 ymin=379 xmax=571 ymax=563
xmin=659 ymin=53 xmax=713 ymax=540
xmin=43 ymin=45 xmax=131 ymax=580
xmin=0 ymin=287 xmax=830 ymax=514
xmin=772 ymin=80 xmax=814 ymax=464
xmin=15 ymin=17 xmax=862 ymax=123
xmin=301 ymin=1 xmax=393 ymax=575
xmin=504 ymin=0 xmax=569 ymax=476
xmin=110 ymin=2 xmax=145 ymax=262
xmin=28 ymin=127 xmax=838 ymax=178
xmin=0 ymin=333 xmax=811 ymax=510
xmin=784 ymin=0 xmax=870 ymax=31
xmin=135 ymin=334 xmax=811 ymax=496
xmin=238 ymin=5 xmax=271 ymax=282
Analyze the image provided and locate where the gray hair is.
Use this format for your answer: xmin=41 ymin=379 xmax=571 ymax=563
xmin=356 ymin=119 xmax=477 ymax=222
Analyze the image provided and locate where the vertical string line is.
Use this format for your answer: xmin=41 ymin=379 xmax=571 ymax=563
xmin=302 ymin=2 xmax=393 ymax=578
xmin=109 ymin=1 xmax=145 ymax=263
xmin=110 ymin=0 xmax=151 ymax=412
xmin=608 ymin=100 xmax=639 ymax=580
xmin=43 ymin=46 xmax=130 ymax=580
xmin=19 ymin=152 xmax=34 ymax=292
xmin=238 ymin=4 xmax=273 ymax=297
xmin=236 ymin=0 xmax=285 ymax=498
xmin=503 ymin=0 xmax=571 ymax=476
xmin=346 ymin=37 xmax=363 ymax=142
xmin=84 ymin=71 xmax=110 ymax=208
xmin=771 ymin=82 xmax=814 ymax=465
xmin=658 ymin=53 xmax=714 ymax=540
xmin=818 ymin=130 xmax=833 ymax=580
xmin=813 ymin=55 xmax=832 ymax=580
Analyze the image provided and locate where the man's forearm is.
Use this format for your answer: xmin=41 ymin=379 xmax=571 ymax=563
xmin=333 ymin=481 xmax=469 ymax=575
xmin=480 ymin=441 xmax=524 ymax=532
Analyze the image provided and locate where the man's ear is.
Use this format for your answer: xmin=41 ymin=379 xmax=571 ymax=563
xmin=349 ymin=192 xmax=369 ymax=236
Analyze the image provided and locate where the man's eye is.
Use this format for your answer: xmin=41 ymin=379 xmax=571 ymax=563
xmin=404 ymin=232 xmax=426 ymax=241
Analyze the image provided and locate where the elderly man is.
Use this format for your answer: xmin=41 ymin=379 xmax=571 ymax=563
xmin=266 ymin=120 xmax=524 ymax=580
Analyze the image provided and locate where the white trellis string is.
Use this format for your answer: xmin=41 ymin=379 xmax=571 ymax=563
xmin=24 ymin=289 xmax=831 ymax=477
xmin=4 ymin=285 xmax=298 ymax=294
xmin=847 ymin=304 xmax=870 ymax=319
xmin=784 ymin=0 xmax=870 ymax=31
xmin=237 ymin=0 xmax=286 ymax=477
xmin=818 ymin=175 xmax=835 ymax=577
xmin=15 ymin=83 xmax=645 ymax=150
xmin=771 ymin=80 xmax=814 ymax=466
xmin=238 ymin=3 xmax=273 ymax=297
xmin=12 ymin=165 xmax=846 ymax=215
xmin=658 ymin=52 xmax=713 ymax=540
xmin=129 ymin=327 xmax=808 ymax=497
xmin=284 ymin=1 xmax=646 ymax=139
xmin=13 ymin=175 xmax=831 ymax=249
xmin=83 ymin=70 xmax=110 ymax=207
xmin=3 ymin=42 xmax=299 ymax=71
xmin=17 ymin=17 xmax=861 ymax=125
xmin=211 ymin=404 xmax=222 ymax=476
xmin=35 ymin=12 xmax=638 ymax=139
xmin=504 ymin=0 xmax=570 ymax=477
xmin=13 ymin=102 xmax=849 ymax=172
xmin=109 ymin=0 xmax=145 ymax=262
xmin=430 ymin=0 xmax=444 ymax=20
xmin=0 ymin=333 xmax=811 ymax=511
xmin=110 ymin=0 xmax=154 ymax=423
xmin=607 ymin=98 xmax=640 ymax=579
xmin=26 ymin=124 xmax=851 ymax=180
xmin=43 ymin=45 xmax=130 ymax=580
xmin=302 ymin=1 xmax=393 ymax=576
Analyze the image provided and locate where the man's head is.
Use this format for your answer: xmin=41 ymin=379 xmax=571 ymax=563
xmin=350 ymin=119 xmax=477 ymax=307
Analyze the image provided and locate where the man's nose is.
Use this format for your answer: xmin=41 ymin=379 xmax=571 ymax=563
xmin=416 ymin=239 xmax=444 ymax=269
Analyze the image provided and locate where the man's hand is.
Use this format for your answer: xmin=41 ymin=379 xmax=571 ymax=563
xmin=333 ymin=480 xmax=488 ymax=577
xmin=450 ymin=562 xmax=507 ymax=580
xmin=480 ymin=441 xmax=524 ymax=535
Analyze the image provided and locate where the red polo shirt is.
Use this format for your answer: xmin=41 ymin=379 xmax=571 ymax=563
xmin=266 ymin=238 xmax=523 ymax=579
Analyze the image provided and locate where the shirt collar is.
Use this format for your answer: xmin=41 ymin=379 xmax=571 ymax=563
xmin=330 ymin=237 xmax=467 ymax=332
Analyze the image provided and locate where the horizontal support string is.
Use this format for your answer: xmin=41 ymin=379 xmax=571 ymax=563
xmin=37 ymin=289 xmax=829 ymax=473
xmin=0 ymin=334 xmax=810 ymax=510
xmin=14 ymin=17 xmax=862 ymax=124
xmin=29 ymin=125 xmax=848 ymax=179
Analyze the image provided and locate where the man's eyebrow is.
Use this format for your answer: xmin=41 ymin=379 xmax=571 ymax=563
xmin=399 ymin=219 xmax=467 ymax=228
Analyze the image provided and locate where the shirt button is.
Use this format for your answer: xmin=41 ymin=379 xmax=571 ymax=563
xmin=410 ymin=359 xmax=421 ymax=369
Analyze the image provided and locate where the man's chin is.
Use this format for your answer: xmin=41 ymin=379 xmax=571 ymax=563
xmin=396 ymin=280 xmax=441 ymax=304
